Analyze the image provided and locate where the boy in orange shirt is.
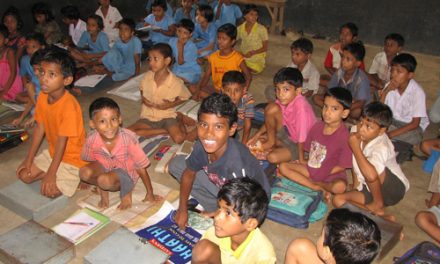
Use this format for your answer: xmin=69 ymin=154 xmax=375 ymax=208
xmin=194 ymin=23 xmax=251 ymax=100
xmin=16 ymin=49 xmax=87 ymax=198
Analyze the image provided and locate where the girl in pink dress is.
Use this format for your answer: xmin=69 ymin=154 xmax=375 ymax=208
xmin=0 ymin=25 xmax=23 ymax=101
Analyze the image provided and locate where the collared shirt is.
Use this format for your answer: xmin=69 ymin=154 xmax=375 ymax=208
xmin=69 ymin=19 xmax=87 ymax=46
xmin=140 ymin=70 xmax=191 ymax=121
xmin=81 ymin=128 xmax=150 ymax=182
xmin=369 ymin=51 xmax=391 ymax=82
xmin=276 ymin=95 xmax=316 ymax=143
xmin=287 ymin=60 xmax=320 ymax=94
xmin=328 ymin=67 xmax=371 ymax=102
xmin=95 ymin=5 xmax=123 ymax=44
xmin=201 ymin=227 xmax=276 ymax=264
xmin=384 ymin=79 xmax=430 ymax=130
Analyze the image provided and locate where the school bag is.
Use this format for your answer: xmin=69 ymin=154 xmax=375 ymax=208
xmin=266 ymin=178 xmax=328 ymax=229
xmin=393 ymin=241 xmax=440 ymax=263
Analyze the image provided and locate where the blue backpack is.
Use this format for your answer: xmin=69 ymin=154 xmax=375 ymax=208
xmin=267 ymin=178 xmax=328 ymax=229
xmin=394 ymin=241 xmax=440 ymax=263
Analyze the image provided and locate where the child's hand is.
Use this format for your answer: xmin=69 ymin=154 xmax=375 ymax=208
xmin=41 ymin=173 xmax=61 ymax=198
xmin=143 ymin=193 xmax=163 ymax=203
xmin=174 ymin=209 xmax=188 ymax=230
xmin=348 ymin=131 xmax=362 ymax=148
xmin=244 ymin=51 xmax=254 ymax=58
xmin=11 ymin=118 xmax=22 ymax=127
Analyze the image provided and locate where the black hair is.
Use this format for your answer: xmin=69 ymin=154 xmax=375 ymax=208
xmin=290 ymin=37 xmax=313 ymax=54
xmin=343 ymin=42 xmax=365 ymax=61
xmin=26 ymin=32 xmax=46 ymax=46
xmin=152 ymin=0 xmax=168 ymax=11
xmin=2 ymin=6 xmax=24 ymax=31
xmin=0 ymin=25 xmax=8 ymax=38
xmin=385 ymin=33 xmax=405 ymax=47
xmin=217 ymin=23 xmax=237 ymax=40
xmin=198 ymin=93 xmax=238 ymax=127
xmin=391 ymin=53 xmax=417 ymax=72
xmin=40 ymin=48 xmax=75 ymax=77
xmin=32 ymin=2 xmax=55 ymax=22
xmin=197 ymin=4 xmax=214 ymax=22
xmin=273 ymin=67 xmax=303 ymax=88
xmin=30 ymin=48 xmax=47 ymax=66
xmin=324 ymin=87 xmax=353 ymax=110
xmin=324 ymin=208 xmax=381 ymax=264
xmin=89 ymin=97 xmax=121 ymax=119
xmin=177 ymin=18 xmax=195 ymax=33
xmin=87 ymin=14 xmax=104 ymax=31
xmin=340 ymin=22 xmax=358 ymax=37
xmin=361 ymin=101 xmax=393 ymax=128
xmin=217 ymin=178 xmax=269 ymax=226
xmin=148 ymin=42 xmax=174 ymax=65
xmin=118 ymin=18 xmax=136 ymax=32
xmin=60 ymin=5 xmax=80 ymax=20
xmin=222 ymin=70 xmax=245 ymax=87
xmin=243 ymin=4 xmax=258 ymax=16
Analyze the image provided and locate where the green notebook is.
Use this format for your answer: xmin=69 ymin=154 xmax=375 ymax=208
xmin=53 ymin=207 xmax=110 ymax=244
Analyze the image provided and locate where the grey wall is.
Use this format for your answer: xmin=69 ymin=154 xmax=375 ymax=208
xmin=1 ymin=0 xmax=439 ymax=55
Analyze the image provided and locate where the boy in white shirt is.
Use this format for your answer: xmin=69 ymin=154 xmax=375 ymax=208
xmin=95 ymin=0 xmax=123 ymax=45
xmin=380 ymin=53 xmax=429 ymax=145
xmin=333 ymin=102 xmax=410 ymax=213
xmin=60 ymin=5 xmax=86 ymax=46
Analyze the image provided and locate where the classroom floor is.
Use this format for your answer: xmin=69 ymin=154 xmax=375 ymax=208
xmin=0 ymin=33 xmax=439 ymax=263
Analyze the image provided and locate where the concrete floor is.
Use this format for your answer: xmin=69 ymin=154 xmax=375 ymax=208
xmin=0 ymin=33 xmax=439 ymax=263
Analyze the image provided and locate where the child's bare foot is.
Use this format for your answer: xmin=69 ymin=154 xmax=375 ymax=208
xmin=77 ymin=182 xmax=91 ymax=190
xmin=142 ymin=193 xmax=163 ymax=203
xmin=118 ymin=194 xmax=132 ymax=210
xmin=366 ymin=202 xmax=385 ymax=214
xmin=323 ymin=190 xmax=332 ymax=203
xmin=98 ymin=190 xmax=109 ymax=208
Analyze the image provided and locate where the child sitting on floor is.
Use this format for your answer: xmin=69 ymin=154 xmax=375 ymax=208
xmin=248 ymin=67 xmax=316 ymax=164
xmin=12 ymin=35 xmax=46 ymax=127
xmin=279 ymin=87 xmax=352 ymax=196
xmin=95 ymin=0 xmax=123 ymax=45
xmin=2 ymin=6 xmax=26 ymax=60
xmin=60 ymin=5 xmax=86 ymax=47
xmin=192 ymin=178 xmax=276 ymax=264
xmin=169 ymin=93 xmax=270 ymax=229
xmin=193 ymin=4 xmax=216 ymax=60
xmin=169 ymin=18 xmax=201 ymax=86
xmin=31 ymin=2 xmax=63 ymax=45
xmin=285 ymin=208 xmax=381 ymax=264
xmin=221 ymin=70 xmax=255 ymax=143
xmin=380 ymin=53 xmax=429 ymax=146
xmin=79 ymin=97 xmax=162 ymax=210
xmin=195 ymin=23 xmax=251 ymax=99
xmin=174 ymin=0 xmax=196 ymax=23
xmin=333 ymin=102 xmax=410 ymax=213
xmin=69 ymin=15 xmax=109 ymax=64
xmin=143 ymin=0 xmax=176 ymax=46
xmin=315 ymin=42 xmax=370 ymax=119
xmin=98 ymin=18 xmax=141 ymax=81
xmin=368 ymin=33 xmax=404 ymax=93
xmin=237 ymin=4 xmax=268 ymax=74
xmin=16 ymin=48 xmax=87 ymax=198
xmin=128 ymin=43 xmax=192 ymax=144
xmin=0 ymin=25 xmax=23 ymax=102
xmin=213 ymin=0 xmax=242 ymax=27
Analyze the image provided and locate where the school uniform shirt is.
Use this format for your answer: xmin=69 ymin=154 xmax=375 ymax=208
xmin=275 ymin=94 xmax=316 ymax=143
xmin=95 ymin=5 xmax=123 ymax=45
xmin=237 ymin=22 xmax=268 ymax=73
xmin=287 ymin=60 xmax=320 ymax=94
xmin=202 ymin=227 xmax=276 ymax=264
xmin=186 ymin=138 xmax=271 ymax=197
xmin=328 ymin=68 xmax=371 ymax=103
xmin=81 ymin=128 xmax=150 ymax=183
xmin=368 ymin=51 xmax=391 ymax=83
xmin=324 ymin=42 xmax=365 ymax=70
xmin=145 ymin=0 xmax=173 ymax=18
xmin=173 ymin=7 xmax=196 ymax=23
xmin=77 ymin=31 xmax=110 ymax=54
xmin=69 ymin=19 xmax=87 ymax=46
xmin=208 ymin=50 xmax=244 ymax=91
xmin=193 ymin=22 xmax=217 ymax=57
xmin=214 ymin=3 xmax=242 ymax=27
xmin=350 ymin=126 xmax=409 ymax=192
xmin=169 ymin=37 xmax=201 ymax=84
xmin=384 ymin=79 xmax=430 ymax=130
xmin=305 ymin=121 xmax=352 ymax=183
xmin=140 ymin=70 xmax=191 ymax=121
xmin=144 ymin=13 xmax=175 ymax=44
xmin=19 ymin=55 xmax=41 ymax=98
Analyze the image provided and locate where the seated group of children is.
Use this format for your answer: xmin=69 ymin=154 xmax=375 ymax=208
xmin=7 ymin=1 xmax=437 ymax=263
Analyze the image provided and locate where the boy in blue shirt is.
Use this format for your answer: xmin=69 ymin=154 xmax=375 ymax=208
xmin=99 ymin=18 xmax=141 ymax=81
xmin=168 ymin=93 xmax=271 ymax=230
xmin=143 ymin=0 xmax=176 ymax=45
xmin=315 ymin=42 xmax=370 ymax=119
xmin=214 ymin=0 xmax=242 ymax=27
xmin=169 ymin=18 xmax=201 ymax=85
